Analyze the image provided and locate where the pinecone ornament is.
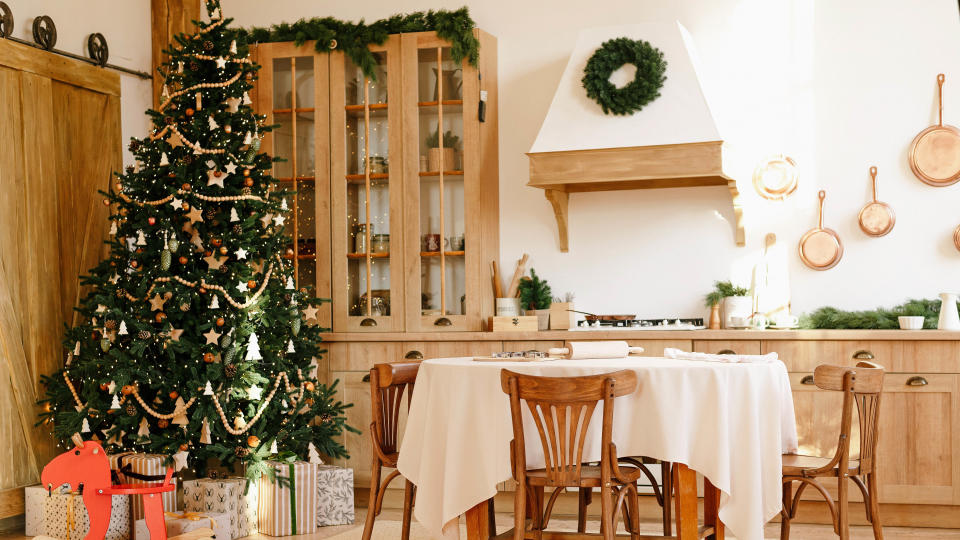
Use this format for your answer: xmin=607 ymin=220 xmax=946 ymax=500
xmin=126 ymin=403 xmax=137 ymax=416
xmin=234 ymin=446 xmax=250 ymax=458
xmin=179 ymin=302 xmax=190 ymax=312
xmin=224 ymin=364 xmax=237 ymax=377
xmin=115 ymin=288 xmax=126 ymax=298
xmin=105 ymin=319 xmax=117 ymax=330
xmin=232 ymin=224 xmax=242 ymax=234
xmin=203 ymin=40 xmax=214 ymax=51
xmin=204 ymin=207 xmax=217 ymax=220
xmin=138 ymin=330 xmax=152 ymax=339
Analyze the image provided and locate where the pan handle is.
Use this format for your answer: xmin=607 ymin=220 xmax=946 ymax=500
xmin=870 ymin=166 xmax=878 ymax=202
xmin=817 ymin=190 xmax=826 ymax=229
xmin=938 ymin=73 xmax=945 ymax=127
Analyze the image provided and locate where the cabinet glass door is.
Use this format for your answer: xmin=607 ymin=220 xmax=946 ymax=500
xmin=255 ymin=43 xmax=331 ymax=327
xmin=331 ymin=39 xmax=404 ymax=331
xmin=403 ymin=34 xmax=482 ymax=331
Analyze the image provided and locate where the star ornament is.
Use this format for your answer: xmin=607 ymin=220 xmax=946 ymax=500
xmin=149 ymin=293 xmax=168 ymax=311
xmin=167 ymin=327 xmax=184 ymax=342
xmin=224 ymin=162 xmax=237 ymax=175
xmin=260 ymin=213 xmax=273 ymax=228
xmin=166 ymin=131 xmax=183 ymax=149
xmin=207 ymin=169 xmax=226 ymax=188
xmin=186 ymin=206 xmax=204 ymax=224
xmin=302 ymin=305 xmax=319 ymax=321
xmin=203 ymin=254 xmax=227 ymax=270
xmin=236 ymin=280 xmax=247 ymax=293
xmin=247 ymin=384 xmax=263 ymax=400
xmin=273 ymin=214 xmax=286 ymax=227
xmin=172 ymin=450 xmax=189 ymax=471
xmin=225 ymin=97 xmax=241 ymax=113
xmin=215 ymin=56 xmax=228 ymax=70
xmin=170 ymin=197 xmax=183 ymax=210
xmin=235 ymin=247 xmax=248 ymax=260
xmin=203 ymin=328 xmax=222 ymax=345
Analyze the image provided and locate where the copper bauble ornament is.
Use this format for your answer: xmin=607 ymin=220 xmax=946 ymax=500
xmin=181 ymin=183 xmax=192 ymax=191
xmin=246 ymin=435 xmax=259 ymax=447
xmin=304 ymin=382 xmax=315 ymax=392
xmin=178 ymin=256 xmax=188 ymax=265
xmin=211 ymin=238 xmax=222 ymax=247
xmin=158 ymin=419 xmax=169 ymax=428
xmin=179 ymin=443 xmax=189 ymax=451
xmin=244 ymin=178 xmax=254 ymax=187
xmin=169 ymin=391 xmax=179 ymax=400
xmin=203 ymin=352 xmax=215 ymax=363
xmin=155 ymin=312 xmax=166 ymax=323
xmin=247 ymin=280 xmax=256 ymax=289
xmin=216 ymin=317 xmax=225 ymax=327
xmin=242 ymin=169 xmax=251 ymax=177
xmin=186 ymin=108 xmax=195 ymax=117
xmin=121 ymin=385 xmax=134 ymax=395
xmin=100 ymin=382 xmax=110 ymax=391
xmin=148 ymin=217 xmax=157 ymax=226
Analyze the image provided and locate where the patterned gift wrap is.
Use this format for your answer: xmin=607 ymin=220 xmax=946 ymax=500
xmin=24 ymin=485 xmax=47 ymax=536
xmin=113 ymin=453 xmax=178 ymax=525
xmin=182 ymin=478 xmax=258 ymax=538
xmin=43 ymin=489 xmax=131 ymax=540
xmin=133 ymin=511 xmax=230 ymax=540
xmin=257 ymin=461 xmax=318 ymax=536
xmin=316 ymin=466 xmax=354 ymax=526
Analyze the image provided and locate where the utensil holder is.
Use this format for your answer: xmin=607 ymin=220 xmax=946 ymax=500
xmin=496 ymin=298 xmax=521 ymax=317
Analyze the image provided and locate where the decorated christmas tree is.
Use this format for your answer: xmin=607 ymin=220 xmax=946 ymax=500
xmin=39 ymin=0 xmax=352 ymax=480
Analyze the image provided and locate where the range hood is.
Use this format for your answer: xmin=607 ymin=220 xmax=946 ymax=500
xmin=527 ymin=22 xmax=747 ymax=252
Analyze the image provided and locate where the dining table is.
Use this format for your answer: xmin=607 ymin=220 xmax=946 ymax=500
xmin=396 ymin=354 xmax=799 ymax=540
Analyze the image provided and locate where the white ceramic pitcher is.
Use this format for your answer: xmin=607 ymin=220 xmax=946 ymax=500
xmin=938 ymin=292 xmax=960 ymax=330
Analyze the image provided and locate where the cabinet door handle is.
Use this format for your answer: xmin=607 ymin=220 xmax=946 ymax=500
xmin=717 ymin=349 xmax=736 ymax=355
xmin=906 ymin=376 xmax=928 ymax=387
xmin=405 ymin=350 xmax=423 ymax=360
xmin=360 ymin=318 xmax=378 ymax=327
xmin=852 ymin=350 xmax=874 ymax=360
xmin=434 ymin=317 xmax=453 ymax=327
xmin=800 ymin=375 xmax=815 ymax=385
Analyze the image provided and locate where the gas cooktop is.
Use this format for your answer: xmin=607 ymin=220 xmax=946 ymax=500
xmin=573 ymin=318 xmax=705 ymax=330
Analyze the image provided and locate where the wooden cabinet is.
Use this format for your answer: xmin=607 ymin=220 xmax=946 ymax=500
xmin=253 ymin=31 xmax=498 ymax=334
xmin=693 ymin=340 xmax=761 ymax=355
xmin=763 ymin=339 xmax=960 ymax=373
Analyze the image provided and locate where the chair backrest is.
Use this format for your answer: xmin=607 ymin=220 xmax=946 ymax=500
xmin=500 ymin=369 xmax=637 ymax=486
xmin=369 ymin=361 xmax=420 ymax=457
xmin=812 ymin=361 xmax=884 ymax=472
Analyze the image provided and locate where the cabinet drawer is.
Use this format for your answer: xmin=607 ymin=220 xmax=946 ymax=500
xmin=403 ymin=341 xmax=503 ymax=361
xmin=693 ymin=340 xmax=761 ymax=355
xmin=327 ymin=342 xmax=406 ymax=371
xmin=761 ymin=340 xmax=960 ymax=373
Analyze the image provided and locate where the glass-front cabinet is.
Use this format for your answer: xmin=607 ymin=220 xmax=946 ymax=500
xmin=253 ymin=30 xmax=497 ymax=333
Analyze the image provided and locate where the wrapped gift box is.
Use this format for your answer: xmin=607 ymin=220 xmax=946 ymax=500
xmin=24 ymin=485 xmax=47 ymax=536
xmin=113 ymin=453 xmax=178 ymax=524
xmin=182 ymin=478 xmax=258 ymax=538
xmin=316 ymin=466 xmax=354 ymax=526
xmin=43 ymin=488 xmax=130 ymax=540
xmin=134 ymin=511 xmax=229 ymax=540
xmin=257 ymin=461 xmax=317 ymax=536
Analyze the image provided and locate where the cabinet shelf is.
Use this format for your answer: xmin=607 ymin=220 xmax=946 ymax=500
xmin=420 ymin=251 xmax=465 ymax=257
xmin=275 ymin=176 xmax=316 ymax=182
xmin=345 ymin=103 xmax=388 ymax=118
xmin=346 ymin=252 xmax=390 ymax=259
xmin=273 ymin=107 xmax=316 ymax=114
xmin=419 ymin=170 xmax=464 ymax=177
xmin=345 ymin=173 xmax=389 ymax=184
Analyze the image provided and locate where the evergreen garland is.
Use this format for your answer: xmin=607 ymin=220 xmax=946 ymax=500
xmin=800 ymin=298 xmax=951 ymax=329
xmin=239 ymin=8 xmax=480 ymax=80
xmin=581 ymin=37 xmax=667 ymax=116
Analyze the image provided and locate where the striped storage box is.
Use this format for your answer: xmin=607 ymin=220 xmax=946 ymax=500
xmin=112 ymin=453 xmax=178 ymax=525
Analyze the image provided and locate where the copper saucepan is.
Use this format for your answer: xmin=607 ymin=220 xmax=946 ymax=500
xmin=858 ymin=166 xmax=895 ymax=237
xmin=799 ymin=190 xmax=843 ymax=270
xmin=567 ymin=310 xmax=636 ymax=322
xmin=909 ymin=73 xmax=960 ymax=186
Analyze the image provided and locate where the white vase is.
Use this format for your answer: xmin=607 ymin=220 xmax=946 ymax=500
xmin=722 ymin=296 xmax=753 ymax=329
xmin=938 ymin=292 xmax=960 ymax=330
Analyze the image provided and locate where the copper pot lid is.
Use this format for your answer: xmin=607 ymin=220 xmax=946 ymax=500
xmin=858 ymin=166 xmax=895 ymax=237
xmin=909 ymin=74 xmax=960 ymax=186
xmin=799 ymin=190 xmax=843 ymax=270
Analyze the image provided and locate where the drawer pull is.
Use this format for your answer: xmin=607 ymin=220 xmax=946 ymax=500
xmin=800 ymin=375 xmax=815 ymax=385
xmin=906 ymin=376 xmax=928 ymax=387
xmin=405 ymin=350 xmax=424 ymax=360
xmin=360 ymin=318 xmax=378 ymax=327
xmin=362 ymin=373 xmax=371 ymax=383
xmin=434 ymin=317 xmax=453 ymax=327
xmin=852 ymin=350 xmax=874 ymax=360
xmin=717 ymin=349 xmax=736 ymax=355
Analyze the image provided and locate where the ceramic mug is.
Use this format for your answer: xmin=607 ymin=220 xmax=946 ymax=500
xmin=423 ymin=234 xmax=441 ymax=252
xmin=750 ymin=315 xmax=769 ymax=330
xmin=449 ymin=234 xmax=464 ymax=251
xmin=729 ymin=315 xmax=750 ymax=328
xmin=773 ymin=314 xmax=799 ymax=328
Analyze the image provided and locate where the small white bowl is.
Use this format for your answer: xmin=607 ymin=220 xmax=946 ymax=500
xmin=898 ymin=316 xmax=925 ymax=330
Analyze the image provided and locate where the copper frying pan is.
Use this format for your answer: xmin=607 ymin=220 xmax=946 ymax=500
xmin=799 ymin=190 xmax=843 ymax=270
xmin=858 ymin=166 xmax=895 ymax=237
xmin=909 ymin=74 xmax=960 ymax=186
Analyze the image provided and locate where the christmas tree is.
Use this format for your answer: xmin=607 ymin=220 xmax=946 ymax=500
xmin=39 ymin=0 xmax=352 ymax=480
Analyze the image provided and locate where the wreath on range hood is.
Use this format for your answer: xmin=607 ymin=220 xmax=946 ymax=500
xmin=581 ymin=37 xmax=667 ymax=116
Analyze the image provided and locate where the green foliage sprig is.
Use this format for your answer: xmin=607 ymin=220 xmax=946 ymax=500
xmin=519 ymin=268 xmax=553 ymax=311
xmin=581 ymin=37 xmax=667 ymax=116
xmin=239 ymin=8 xmax=480 ymax=80
xmin=704 ymin=280 xmax=749 ymax=307
xmin=425 ymin=128 xmax=460 ymax=149
xmin=799 ymin=298 xmax=951 ymax=329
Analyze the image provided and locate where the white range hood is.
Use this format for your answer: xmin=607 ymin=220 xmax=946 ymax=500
xmin=527 ymin=22 xmax=747 ymax=252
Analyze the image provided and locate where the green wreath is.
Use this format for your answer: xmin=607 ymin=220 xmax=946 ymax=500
xmin=581 ymin=37 xmax=667 ymax=116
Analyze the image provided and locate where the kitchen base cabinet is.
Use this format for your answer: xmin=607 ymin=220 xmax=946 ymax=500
xmin=693 ymin=340 xmax=761 ymax=355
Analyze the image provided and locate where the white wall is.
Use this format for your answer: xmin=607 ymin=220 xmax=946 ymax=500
xmin=18 ymin=0 xmax=960 ymax=319
xmin=4 ymin=0 xmax=152 ymax=167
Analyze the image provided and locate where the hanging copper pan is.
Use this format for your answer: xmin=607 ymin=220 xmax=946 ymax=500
xmin=858 ymin=166 xmax=895 ymax=237
xmin=799 ymin=190 xmax=843 ymax=270
xmin=909 ymin=74 xmax=960 ymax=186
xmin=953 ymin=224 xmax=960 ymax=252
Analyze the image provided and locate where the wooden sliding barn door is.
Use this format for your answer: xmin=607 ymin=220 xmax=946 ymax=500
xmin=0 ymin=38 xmax=121 ymax=518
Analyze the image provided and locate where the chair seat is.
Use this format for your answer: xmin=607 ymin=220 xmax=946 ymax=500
xmin=782 ymin=453 xmax=860 ymax=476
xmin=524 ymin=465 xmax=639 ymax=487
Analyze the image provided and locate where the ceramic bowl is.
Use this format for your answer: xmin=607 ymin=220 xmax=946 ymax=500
xmin=898 ymin=316 xmax=925 ymax=330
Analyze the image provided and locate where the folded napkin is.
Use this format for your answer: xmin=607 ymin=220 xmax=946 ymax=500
xmin=663 ymin=348 xmax=778 ymax=364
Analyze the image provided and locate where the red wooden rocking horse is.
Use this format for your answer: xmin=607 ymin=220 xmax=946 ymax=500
xmin=41 ymin=435 xmax=180 ymax=540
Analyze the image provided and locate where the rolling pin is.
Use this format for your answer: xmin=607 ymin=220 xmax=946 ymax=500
xmin=506 ymin=253 xmax=529 ymax=298
xmin=491 ymin=261 xmax=504 ymax=298
xmin=548 ymin=341 xmax=645 ymax=359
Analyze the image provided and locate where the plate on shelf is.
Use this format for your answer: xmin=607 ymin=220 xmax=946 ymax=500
xmin=768 ymin=325 xmax=798 ymax=330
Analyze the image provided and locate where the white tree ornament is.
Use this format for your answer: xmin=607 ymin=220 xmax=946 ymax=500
xmin=81 ymin=418 xmax=91 ymax=433
xmin=308 ymin=442 xmax=323 ymax=464
xmin=200 ymin=417 xmax=212 ymax=444
xmin=245 ymin=332 xmax=262 ymax=361
xmin=110 ymin=395 xmax=121 ymax=409
xmin=138 ymin=417 xmax=150 ymax=437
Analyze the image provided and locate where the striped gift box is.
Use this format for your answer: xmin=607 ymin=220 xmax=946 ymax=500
xmin=257 ymin=461 xmax=317 ymax=536
xmin=113 ymin=453 xmax=178 ymax=525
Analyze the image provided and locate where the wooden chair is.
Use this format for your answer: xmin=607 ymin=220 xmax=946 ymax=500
xmin=362 ymin=361 xmax=420 ymax=540
xmin=501 ymin=369 xmax=644 ymax=540
xmin=780 ymin=361 xmax=885 ymax=540
xmin=576 ymin=459 xmax=672 ymax=535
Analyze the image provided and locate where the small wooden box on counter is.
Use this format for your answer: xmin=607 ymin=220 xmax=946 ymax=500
xmin=488 ymin=316 xmax=539 ymax=332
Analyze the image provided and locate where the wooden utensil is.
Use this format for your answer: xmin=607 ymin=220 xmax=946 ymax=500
xmin=858 ymin=166 xmax=895 ymax=237
xmin=909 ymin=74 xmax=960 ymax=186
xmin=506 ymin=253 xmax=528 ymax=298
xmin=799 ymin=190 xmax=843 ymax=270
xmin=491 ymin=261 xmax=504 ymax=298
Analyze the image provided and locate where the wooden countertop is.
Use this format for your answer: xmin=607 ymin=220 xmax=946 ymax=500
xmin=318 ymin=329 xmax=960 ymax=342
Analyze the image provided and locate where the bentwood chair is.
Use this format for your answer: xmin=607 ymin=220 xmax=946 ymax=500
xmin=362 ymin=361 xmax=420 ymax=540
xmin=577 ymin=459 xmax=672 ymax=535
xmin=501 ymin=369 xmax=644 ymax=540
xmin=780 ymin=361 xmax=885 ymax=540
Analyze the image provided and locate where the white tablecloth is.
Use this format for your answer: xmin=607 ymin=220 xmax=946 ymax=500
xmin=397 ymin=357 xmax=798 ymax=540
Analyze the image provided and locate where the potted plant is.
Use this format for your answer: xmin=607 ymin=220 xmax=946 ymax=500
xmin=426 ymin=128 xmax=459 ymax=172
xmin=704 ymin=280 xmax=750 ymax=329
xmin=518 ymin=268 xmax=552 ymax=330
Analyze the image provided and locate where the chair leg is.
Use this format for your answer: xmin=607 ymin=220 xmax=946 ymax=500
xmin=577 ymin=488 xmax=590 ymax=533
xmin=401 ymin=479 xmax=415 ymax=540
xmin=532 ymin=487 xmax=545 ymax=539
xmin=361 ymin=461 xmax=382 ymax=540
xmin=487 ymin=496 xmax=497 ymax=539
xmin=866 ymin=473 xmax=884 ymax=540
xmin=628 ymin=486 xmax=641 ymax=540
xmin=513 ymin=481 xmax=527 ymax=540
xmin=599 ymin=485 xmax=615 ymax=540
xmin=837 ymin=476 xmax=850 ymax=540
xmin=660 ymin=461 xmax=672 ymax=536
xmin=780 ymin=481 xmax=792 ymax=540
